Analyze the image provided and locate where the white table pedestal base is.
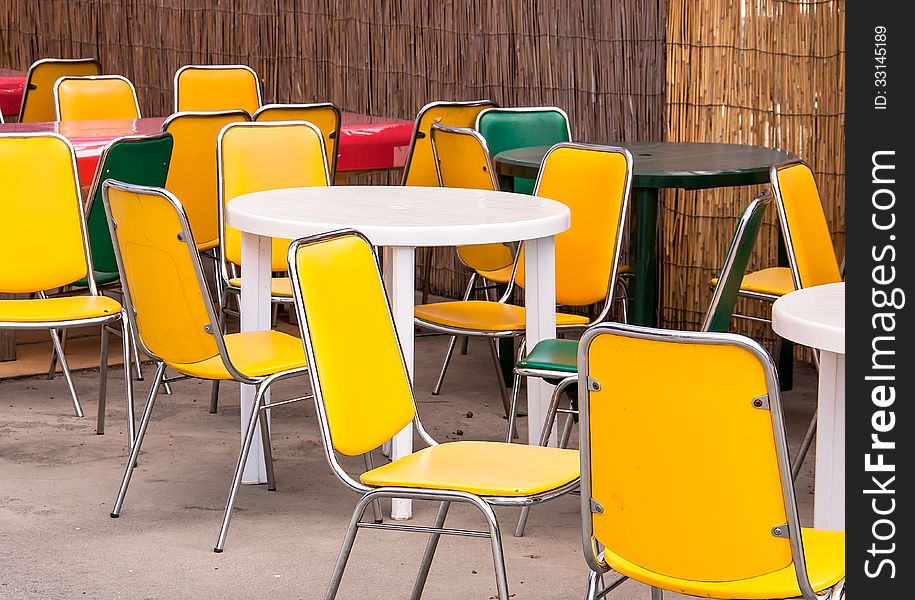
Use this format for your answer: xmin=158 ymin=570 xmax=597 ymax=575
xmin=523 ymin=237 xmax=558 ymax=447
xmin=813 ymin=351 xmax=845 ymax=530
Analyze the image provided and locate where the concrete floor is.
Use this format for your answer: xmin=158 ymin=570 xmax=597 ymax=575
xmin=0 ymin=325 xmax=818 ymax=599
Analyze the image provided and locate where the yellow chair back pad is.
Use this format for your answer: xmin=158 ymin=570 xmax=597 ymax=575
xmin=56 ymin=77 xmax=140 ymax=121
xmin=221 ymin=123 xmax=330 ymax=269
xmin=293 ymin=235 xmax=415 ymax=457
xmin=20 ymin=59 xmax=101 ymax=123
xmin=403 ymin=101 xmax=497 ymax=187
xmin=164 ymin=112 xmax=250 ymax=247
xmin=176 ymin=67 xmax=260 ymax=114
xmin=585 ymin=332 xmax=792 ymax=582
xmin=0 ymin=135 xmax=89 ymax=293
xmin=518 ymin=146 xmax=628 ymax=306
xmin=775 ymin=163 xmax=842 ymax=288
xmin=106 ymin=186 xmax=219 ymax=365
xmin=253 ymin=105 xmax=340 ymax=171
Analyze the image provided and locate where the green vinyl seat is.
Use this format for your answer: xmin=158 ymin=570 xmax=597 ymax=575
xmin=475 ymin=107 xmax=571 ymax=195
xmin=73 ymin=133 xmax=174 ymax=289
xmin=516 ymin=338 xmax=578 ymax=375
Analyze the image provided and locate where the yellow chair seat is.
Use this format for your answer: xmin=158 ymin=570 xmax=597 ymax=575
xmin=360 ymin=440 xmax=579 ymax=497
xmin=414 ymin=300 xmax=588 ymax=332
xmin=196 ymin=238 xmax=219 ymax=252
xmin=0 ymin=295 xmax=121 ymax=323
xmin=227 ymin=276 xmax=293 ymax=298
xmin=603 ymin=528 xmax=844 ymax=599
xmin=168 ymin=330 xmax=306 ymax=380
xmin=712 ymin=267 xmax=794 ymax=298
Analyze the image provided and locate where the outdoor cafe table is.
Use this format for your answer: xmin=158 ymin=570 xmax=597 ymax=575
xmin=227 ymin=186 xmax=571 ymax=519
xmin=0 ymin=68 xmax=24 ymax=117
xmin=493 ymin=142 xmax=795 ymax=327
xmin=772 ymin=282 xmax=845 ymax=530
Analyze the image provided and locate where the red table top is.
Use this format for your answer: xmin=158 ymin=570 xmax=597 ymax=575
xmin=0 ymin=114 xmax=413 ymax=184
xmin=0 ymin=69 xmax=25 ymax=116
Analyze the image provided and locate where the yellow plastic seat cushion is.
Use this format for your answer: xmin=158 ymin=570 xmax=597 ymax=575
xmin=0 ymin=295 xmax=122 ymax=323
xmin=713 ymin=267 xmax=794 ymax=297
xmin=360 ymin=440 xmax=579 ymax=497
xmin=227 ymin=276 xmax=293 ymax=298
xmin=414 ymin=300 xmax=588 ymax=332
xmin=168 ymin=330 xmax=306 ymax=380
xmin=196 ymin=238 xmax=219 ymax=252
xmin=603 ymin=528 xmax=844 ymax=599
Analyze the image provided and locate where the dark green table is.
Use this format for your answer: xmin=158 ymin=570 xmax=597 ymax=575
xmin=493 ymin=141 xmax=795 ymax=326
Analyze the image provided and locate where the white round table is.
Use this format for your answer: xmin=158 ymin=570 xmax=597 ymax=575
xmin=772 ymin=282 xmax=844 ymax=530
xmin=227 ymin=186 xmax=571 ymax=519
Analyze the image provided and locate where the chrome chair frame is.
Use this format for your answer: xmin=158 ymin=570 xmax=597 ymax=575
xmin=52 ymin=75 xmax=142 ymax=120
xmin=17 ymin=58 xmax=102 ymax=123
xmin=253 ymin=102 xmax=342 ymax=179
xmin=0 ymin=132 xmax=134 ymax=442
xmin=577 ymin=323 xmax=844 ymax=600
xmin=173 ymin=64 xmax=263 ymax=113
xmin=289 ymin=229 xmax=579 ymax=600
xmin=101 ymin=180 xmax=310 ymax=552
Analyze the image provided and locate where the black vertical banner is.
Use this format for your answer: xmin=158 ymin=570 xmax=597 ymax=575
xmin=847 ymin=2 xmax=913 ymax=596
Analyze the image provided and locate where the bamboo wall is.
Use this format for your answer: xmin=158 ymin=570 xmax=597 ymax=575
xmin=663 ymin=0 xmax=845 ymax=338
xmin=0 ymin=0 xmax=844 ymax=330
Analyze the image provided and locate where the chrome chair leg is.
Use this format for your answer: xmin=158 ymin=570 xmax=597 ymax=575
xmin=121 ymin=317 xmax=136 ymax=450
xmin=432 ymin=334 xmax=458 ymax=396
xmin=487 ymin=338 xmax=512 ymax=419
xmin=410 ymin=501 xmax=451 ymax=600
xmin=792 ymin=409 xmax=817 ymax=480
xmin=363 ymin=454 xmax=383 ymax=524
xmin=214 ymin=381 xmax=270 ymax=552
xmin=111 ymin=363 xmax=166 ymax=517
xmin=97 ymin=324 xmax=110 ymax=435
xmin=49 ymin=328 xmax=82 ymax=418
xmin=326 ymin=491 xmax=378 ymax=599
xmin=505 ymin=372 xmax=522 ymax=442
xmin=129 ymin=329 xmax=144 ymax=381
xmin=47 ymin=330 xmax=59 ymax=379
xmin=258 ymin=405 xmax=276 ymax=491
xmin=585 ymin=570 xmax=603 ymax=600
xmin=515 ymin=375 xmax=577 ymax=537
xmin=559 ymin=410 xmax=575 ymax=448
xmin=209 ymin=381 xmax=220 ymax=413
xmin=473 ymin=495 xmax=509 ymax=600
xmin=651 ymin=587 xmax=664 ymax=599
xmin=459 ymin=335 xmax=469 ymax=355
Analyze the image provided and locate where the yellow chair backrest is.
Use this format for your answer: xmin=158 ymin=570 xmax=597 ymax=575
xmin=517 ymin=143 xmax=631 ymax=306
xmin=402 ymin=100 xmax=498 ymax=186
xmin=102 ymin=181 xmax=220 ymax=365
xmin=579 ymin=324 xmax=799 ymax=582
xmin=772 ymin=161 xmax=842 ymax=289
xmin=54 ymin=75 xmax=141 ymax=121
xmin=290 ymin=232 xmax=416 ymax=457
xmin=253 ymin=103 xmax=342 ymax=178
xmin=430 ymin=124 xmax=514 ymax=273
xmin=19 ymin=58 xmax=101 ymax=122
xmin=174 ymin=65 xmax=261 ymax=114
xmin=163 ymin=110 xmax=251 ymax=248
xmin=0 ymin=134 xmax=91 ymax=293
xmin=218 ymin=121 xmax=330 ymax=271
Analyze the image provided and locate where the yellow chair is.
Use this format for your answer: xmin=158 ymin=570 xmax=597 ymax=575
xmin=18 ymin=58 xmax=102 ymax=122
xmin=724 ymin=160 xmax=843 ymax=477
xmin=414 ymin=143 xmax=632 ymax=416
xmin=288 ymin=230 xmax=579 ymax=600
xmin=0 ymin=133 xmax=132 ymax=439
xmin=253 ymin=103 xmax=342 ymax=179
xmin=102 ymin=180 xmax=309 ymax=553
xmin=162 ymin=110 xmax=252 ymax=253
xmin=578 ymin=323 xmax=845 ymax=600
xmin=174 ymin=65 xmax=261 ymax=114
xmin=53 ymin=75 xmax=141 ymax=121
xmin=401 ymin=100 xmax=499 ymax=303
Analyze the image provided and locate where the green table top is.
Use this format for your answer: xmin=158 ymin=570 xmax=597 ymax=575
xmin=493 ymin=142 xmax=795 ymax=190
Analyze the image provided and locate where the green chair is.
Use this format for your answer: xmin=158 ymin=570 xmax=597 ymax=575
xmin=475 ymin=107 xmax=571 ymax=195
xmin=49 ymin=133 xmax=174 ymax=381
xmin=509 ymin=189 xmax=772 ymax=537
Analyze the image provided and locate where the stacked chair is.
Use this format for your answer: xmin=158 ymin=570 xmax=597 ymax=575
xmin=18 ymin=58 xmax=102 ymax=122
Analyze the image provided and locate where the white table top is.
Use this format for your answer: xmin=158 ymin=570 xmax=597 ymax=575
xmin=227 ymin=185 xmax=571 ymax=247
xmin=772 ymin=282 xmax=844 ymax=354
